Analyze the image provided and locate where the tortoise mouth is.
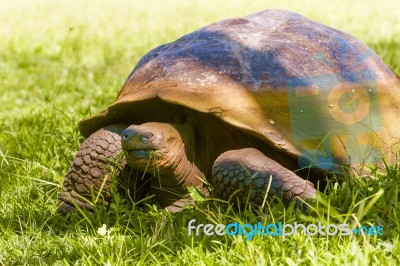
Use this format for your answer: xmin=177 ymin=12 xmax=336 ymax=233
xmin=125 ymin=149 xmax=156 ymax=159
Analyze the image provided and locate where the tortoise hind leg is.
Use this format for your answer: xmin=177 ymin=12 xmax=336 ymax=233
xmin=211 ymin=148 xmax=316 ymax=206
xmin=59 ymin=124 xmax=149 ymax=213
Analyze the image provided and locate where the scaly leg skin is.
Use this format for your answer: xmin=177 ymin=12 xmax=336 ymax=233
xmin=58 ymin=124 xmax=146 ymax=214
xmin=164 ymin=197 xmax=195 ymax=213
xmin=211 ymin=148 xmax=316 ymax=206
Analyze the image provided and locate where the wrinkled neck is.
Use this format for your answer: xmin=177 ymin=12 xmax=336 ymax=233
xmin=171 ymin=143 xmax=205 ymax=188
xmin=150 ymin=122 xmax=206 ymax=194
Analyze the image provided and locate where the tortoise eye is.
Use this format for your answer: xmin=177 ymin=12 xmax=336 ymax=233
xmin=141 ymin=132 xmax=153 ymax=142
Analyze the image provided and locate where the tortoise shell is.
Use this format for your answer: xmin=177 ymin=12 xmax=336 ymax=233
xmin=79 ymin=9 xmax=400 ymax=175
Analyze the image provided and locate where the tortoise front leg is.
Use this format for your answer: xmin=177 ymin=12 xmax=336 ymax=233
xmin=59 ymin=124 xmax=136 ymax=213
xmin=211 ymin=148 xmax=316 ymax=206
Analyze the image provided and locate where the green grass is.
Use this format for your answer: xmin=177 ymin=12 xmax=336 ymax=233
xmin=0 ymin=0 xmax=399 ymax=265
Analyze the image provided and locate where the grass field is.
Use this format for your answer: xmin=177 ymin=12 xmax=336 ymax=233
xmin=0 ymin=0 xmax=399 ymax=265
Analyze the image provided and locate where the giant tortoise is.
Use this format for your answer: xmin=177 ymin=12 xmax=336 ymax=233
xmin=59 ymin=9 xmax=400 ymax=213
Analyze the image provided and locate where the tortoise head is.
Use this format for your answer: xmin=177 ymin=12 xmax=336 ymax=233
xmin=121 ymin=122 xmax=186 ymax=174
xmin=120 ymin=121 xmax=206 ymax=201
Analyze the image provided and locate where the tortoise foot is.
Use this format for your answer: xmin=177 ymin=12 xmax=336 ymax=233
xmin=211 ymin=148 xmax=316 ymax=206
xmin=59 ymin=124 xmax=131 ymax=213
